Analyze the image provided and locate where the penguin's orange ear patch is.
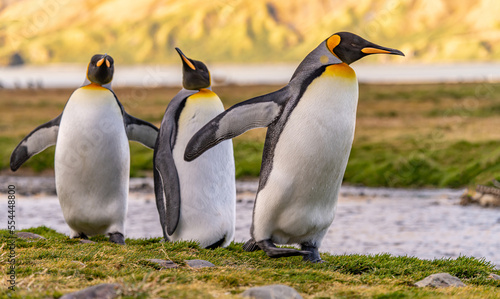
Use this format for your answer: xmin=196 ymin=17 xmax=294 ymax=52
xmin=326 ymin=34 xmax=341 ymax=53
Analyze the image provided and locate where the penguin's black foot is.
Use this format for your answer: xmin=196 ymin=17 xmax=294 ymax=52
xmin=206 ymin=236 xmax=226 ymax=249
xmin=242 ymin=238 xmax=261 ymax=252
xmin=301 ymin=243 xmax=324 ymax=263
xmin=161 ymin=231 xmax=172 ymax=243
xmin=109 ymin=232 xmax=125 ymax=245
xmin=72 ymin=233 xmax=88 ymax=240
xmin=257 ymin=239 xmax=311 ymax=258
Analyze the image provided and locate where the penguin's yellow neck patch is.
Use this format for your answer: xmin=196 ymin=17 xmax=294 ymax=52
xmin=81 ymin=83 xmax=107 ymax=90
xmin=324 ymin=63 xmax=356 ymax=79
xmin=185 ymin=88 xmax=224 ymax=112
xmin=188 ymin=88 xmax=217 ymax=100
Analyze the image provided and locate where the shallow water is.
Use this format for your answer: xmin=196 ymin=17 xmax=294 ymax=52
xmin=2 ymin=63 xmax=500 ymax=89
xmin=2 ymin=178 xmax=499 ymax=267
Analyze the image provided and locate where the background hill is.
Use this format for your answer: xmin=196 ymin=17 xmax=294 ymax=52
xmin=1 ymin=0 xmax=499 ymax=65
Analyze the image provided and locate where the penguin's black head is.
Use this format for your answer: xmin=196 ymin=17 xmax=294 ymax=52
xmin=87 ymin=54 xmax=114 ymax=85
xmin=176 ymin=48 xmax=211 ymax=90
xmin=327 ymin=32 xmax=404 ymax=65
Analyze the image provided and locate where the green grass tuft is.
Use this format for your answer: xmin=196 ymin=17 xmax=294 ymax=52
xmin=1 ymin=227 xmax=499 ymax=298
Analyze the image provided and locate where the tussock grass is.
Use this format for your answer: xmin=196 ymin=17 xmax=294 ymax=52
xmin=1 ymin=227 xmax=499 ymax=298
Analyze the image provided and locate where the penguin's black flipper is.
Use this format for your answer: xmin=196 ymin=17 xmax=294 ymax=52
xmin=257 ymin=239 xmax=311 ymax=258
xmin=10 ymin=114 xmax=62 ymax=171
xmin=108 ymin=89 xmax=159 ymax=149
xmin=184 ymin=87 xmax=289 ymax=161
xmin=153 ymin=123 xmax=181 ymax=237
xmin=123 ymin=112 xmax=159 ymax=149
xmin=154 ymin=90 xmax=196 ymax=237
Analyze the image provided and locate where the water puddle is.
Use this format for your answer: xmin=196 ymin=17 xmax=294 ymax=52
xmin=2 ymin=179 xmax=499 ymax=267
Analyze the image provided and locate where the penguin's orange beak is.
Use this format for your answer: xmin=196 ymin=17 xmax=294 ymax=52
xmin=361 ymin=46 xmax=404 ymax=56
xmin=96 ymin=55 xmax=111 ymax=68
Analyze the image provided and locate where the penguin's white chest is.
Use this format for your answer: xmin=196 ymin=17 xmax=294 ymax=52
xmin=254 ymin=64 xmax=358 ymax=244
xmin=55 ymin=86 xmax=130 ymax=236
xmin=171 ymin=90 xmax=236 ymax=247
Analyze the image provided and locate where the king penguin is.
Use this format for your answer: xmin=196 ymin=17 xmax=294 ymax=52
xmin=153 ymin=48 xmax=236 ymax=249
xmin=184 ymin=32 xmax=404 ymax=261
xmin=10 ymin=54 xmax=159 ymax=244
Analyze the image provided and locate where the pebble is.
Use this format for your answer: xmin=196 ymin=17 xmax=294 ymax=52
xmin=16 ymin=232 xmax=46 ymax=240
xmin=146 ymin=259 xmax=179 ymax=269
xmin=60 ymin=283 xmax=122 ymax=299
xmin=79 ymin=239 xmax=96 ymax=244
xmin=185 ymin=259 xmax=215 ymax=268
xmin=70 ymin=261 xmax=86 ymax=267
xmin=414 ymin=273 xmax=465 ymax=288
xmin=489 ymin=273 xmax=500 ymax=280
xmin=241 ymin=285 xmax=303 ymax=299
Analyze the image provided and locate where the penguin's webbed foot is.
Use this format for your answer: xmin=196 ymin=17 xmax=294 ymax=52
xmin=257 ymin=239 xmax=311 ymax=258
xmin=242 ymin=238 xmax=261 ymax=252
xmin=301 ymin=243 xmax=324 ymax=263
xmin=206 ymin=236 xmax=226 ymax=249
xmin=109 ymin=232 xmax=125 ymax=245
xmin=73 ymin=232 xmax=89 ymax=240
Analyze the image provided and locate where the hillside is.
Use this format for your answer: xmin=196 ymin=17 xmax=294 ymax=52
xmin=1 ymin=0 xmax=499 ymax=65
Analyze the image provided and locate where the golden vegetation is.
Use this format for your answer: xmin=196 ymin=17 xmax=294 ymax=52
xmin=1 ymin=0 xmax=499 ymax=65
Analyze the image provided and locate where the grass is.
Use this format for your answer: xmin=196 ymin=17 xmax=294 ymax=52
xmin=1 ymin=227 xmax=499 ymax=298
xmin=1 ymin=82 xmax=500 ymax=188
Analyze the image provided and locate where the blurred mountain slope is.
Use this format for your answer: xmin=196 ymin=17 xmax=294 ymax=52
xmin=1 ymin=0 xmax=499 ymax=65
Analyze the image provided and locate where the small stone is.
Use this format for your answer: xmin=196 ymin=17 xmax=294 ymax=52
xmin=70 ymin=261 xmax=86 ymax=267
xmin=488 ymin=273 xmax=500 ymax=280
xmin=79 ymin=239 xmax=96 ymax=244
xmin=241 ymin=284 xmax=302 ymax=299
xmin=241 ymin=285 xmax=303 ymax=299
xmin=185 ymin=259 xmax=215 ymax=268
xmin=414 ymin=273 xmax=465 ymax=288
xmin=479 ymin=194 xmax=500 ymax=207
xmin=60 ymin=283 xmax=122 ymax=299
xmin=146 ymin=259 xmax=179 ymax=269
xmin=16 ymin=232 xmax=46 ymax=240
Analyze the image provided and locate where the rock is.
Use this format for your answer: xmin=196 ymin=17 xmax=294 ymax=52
xmin=489 ymin=273 xmax=500 ymax=280
xmin=146 ymin=259 xmax=179 ymax=269
xmin=459 ymin=191 xmax=474 ymax=206
xmin=60 ymin=283 xmax=122 ymax=299
xmin=479 ymin=194 xmax=500 ymax=207
xmin=9 ymin=53 xmax=24 ymax=66
xmin=70 ymin=261 xmax=86 ymax=267
xmin=241 ymin=285 xmax=303 ymax=299
xmin=185 ymin=259 xmax=215 ymax=268
xmin=16 ymin=232 xmax=46 ymax=240
xmin=414 ymin=273 xmax=465 ymax=288
xmin=460 ymin=185 xmax=500 ymax=207
xmin=79 ymin=239 xmax=96 ymax=244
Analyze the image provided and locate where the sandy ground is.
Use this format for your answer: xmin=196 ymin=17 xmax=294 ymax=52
xmin=1 ymin=176 xmax=499 ymax=267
